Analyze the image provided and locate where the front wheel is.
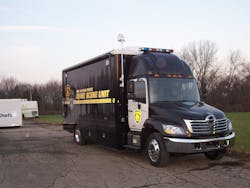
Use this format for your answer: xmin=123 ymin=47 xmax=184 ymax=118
xmin=73 ymin=126 xmax=87 ymax=145
xmin=146 ymin=132 xmax=169 ymax=167
xmin=204 ymin=149 xmax=226 ymax=160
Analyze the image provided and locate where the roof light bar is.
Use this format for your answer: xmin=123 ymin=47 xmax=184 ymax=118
xmin=140 ymin=47 xmax=174 ymax=53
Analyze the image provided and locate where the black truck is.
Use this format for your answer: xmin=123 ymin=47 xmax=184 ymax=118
xmin=62 ymin=47 xmax=235 ymax=166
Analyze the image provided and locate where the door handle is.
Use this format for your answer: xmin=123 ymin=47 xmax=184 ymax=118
xmin=128 ymin=110 xmax=133 ymax=112
xmin=138 ymin=103 xmax=141 ymax=109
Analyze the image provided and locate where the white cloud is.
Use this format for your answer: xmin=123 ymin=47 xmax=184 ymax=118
xmin=0 ymin=25 xmax=65 ymax=32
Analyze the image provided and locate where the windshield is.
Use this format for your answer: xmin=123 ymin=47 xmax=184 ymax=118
xmin=149 ymin=78 xmax=200 ymax=103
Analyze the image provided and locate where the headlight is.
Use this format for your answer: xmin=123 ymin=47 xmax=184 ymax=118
xmin=228 ymin=119 xmax=233 ymax=132
xmin=162 ymin=124 xmax=185 ymax=135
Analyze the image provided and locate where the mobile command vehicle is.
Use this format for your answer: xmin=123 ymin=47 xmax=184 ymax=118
xmin=21 ymin=101 xmax=39 ymax=118
xmin=62 ymin=47 xmax=235 ymax=166
xmin=0 ymin=99 xmax=23 ymax=127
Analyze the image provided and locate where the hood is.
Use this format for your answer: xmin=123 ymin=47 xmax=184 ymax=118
xmin=149 ymin=101 xmax=225 ymax=124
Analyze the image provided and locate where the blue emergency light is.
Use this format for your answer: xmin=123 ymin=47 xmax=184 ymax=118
xmin=140 ymin=47 xmax=174 ymax=53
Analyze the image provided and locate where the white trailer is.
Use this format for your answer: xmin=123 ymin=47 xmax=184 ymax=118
xmin=21 ymin=101 xmax=39 ymax=118
xmin=0 ymin=99 xmax=23 ymax=127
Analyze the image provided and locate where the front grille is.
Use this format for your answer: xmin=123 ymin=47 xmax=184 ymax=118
xmin=184 ymin=118 xmax=228 ymax=135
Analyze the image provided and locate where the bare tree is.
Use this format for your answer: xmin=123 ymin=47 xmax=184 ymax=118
xmin=35 ymin=80 xmax=62 ymax=114
xmin=207 ymin=50 xmax=250 ymax=111
xmin=0 ymin=76 xmax=19 ymax=98
xmin=180 ymin=40 xmax=218 ymax=100
xmin=227 ymin=50 xmax=245 ymax=87
xmin=0 ymin=77 xmax=62 ymax=114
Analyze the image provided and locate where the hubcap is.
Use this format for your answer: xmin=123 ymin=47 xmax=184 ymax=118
xmin=148 ymin=139 xmax=160 ymax=162
xmin=74 ymin=129 xmax=81 ymax=143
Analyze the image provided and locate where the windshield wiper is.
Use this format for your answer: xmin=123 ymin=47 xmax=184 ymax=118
xmin=153 ymin=100 xmax=174 ymax=103
xmin=176 ymin=100 xmax=199 ymax=103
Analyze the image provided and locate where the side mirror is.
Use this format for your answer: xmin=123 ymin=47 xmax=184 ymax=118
xmin=127 ymin=81 xmax=134 ymax=93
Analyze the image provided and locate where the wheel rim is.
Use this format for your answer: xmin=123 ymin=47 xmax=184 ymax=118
xmin=148 ymin=139 xmax=160 ymax=163
xmin=74 ymin=129 xmax=81 ymax=143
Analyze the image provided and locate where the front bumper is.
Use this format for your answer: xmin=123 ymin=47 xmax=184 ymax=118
xmin=164 ymin=132 xmax=235 ymax=153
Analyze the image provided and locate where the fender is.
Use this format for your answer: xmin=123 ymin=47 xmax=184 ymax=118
xmin=143 ymin=118 xmax=165 ymax=135
xmin=141 ymin=117 xmax=186 ymax=146
xmin=140 ymin=118 xmax=166 ymax=148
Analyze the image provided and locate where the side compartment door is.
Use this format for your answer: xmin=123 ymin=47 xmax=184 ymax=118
xmin=128 ymin=78 xmax=149 ymax=131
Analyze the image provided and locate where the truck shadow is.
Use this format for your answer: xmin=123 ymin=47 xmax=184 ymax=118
xmin=86 ymin=144 xmax=245 ymax=170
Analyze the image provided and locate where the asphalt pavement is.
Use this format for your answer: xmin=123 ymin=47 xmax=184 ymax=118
xmin=0 ymin=121 xmax=250 ymax=188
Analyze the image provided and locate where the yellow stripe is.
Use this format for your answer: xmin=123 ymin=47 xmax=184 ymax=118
xmin=63 ymin=101 xmax=70 ymax=105
xmin=73 ymin=98 xmax=115 ymax=104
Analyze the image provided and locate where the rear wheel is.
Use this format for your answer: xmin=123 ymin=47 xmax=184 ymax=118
xmin=204 ymin=149 xmax=226 ymax=160
xmin=73 ymin=126 xmax=87 ymax=145
xmin=146 ymin=132 xmax=169 ymax=167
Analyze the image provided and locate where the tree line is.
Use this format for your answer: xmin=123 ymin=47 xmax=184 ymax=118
xmin=0 ymin=40 xmax=249 ymax=114
xmin=180 ymin=40 xmax=250 ymax=112
xmin=0 ymin=78 xmax=61 ymax=114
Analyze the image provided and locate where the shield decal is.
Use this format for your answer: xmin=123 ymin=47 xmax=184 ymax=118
xmin=134 ymin=110 xmax=142 ymax=124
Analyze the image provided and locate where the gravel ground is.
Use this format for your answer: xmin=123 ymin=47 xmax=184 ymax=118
xmin=0 ymin=121 xmax=250 ymax=188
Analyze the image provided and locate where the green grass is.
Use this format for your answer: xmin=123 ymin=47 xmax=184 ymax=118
xmin=37 ymin=113 xmax=250 ymax=153
xmin=226 ymin=112 xmax=250 ymax=153
xmin=37 ymin=114 xmax=63 ymax=124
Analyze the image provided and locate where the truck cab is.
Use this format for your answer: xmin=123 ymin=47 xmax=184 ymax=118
xmin=125 ymin=48 xmax=235 ymax=166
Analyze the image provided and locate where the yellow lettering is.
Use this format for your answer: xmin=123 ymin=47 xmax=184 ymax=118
xmin=75 ymin=88 xmax=110 ymax=100
xmin=98 ymin=90 xmax=110 ymax=98
xmin=76 ymin=92 xmax=86 ymax=100
xmin=86 ymin=87 xmax=93 ymax=92
xmin=77 ymin=87 xmax=93 ymax=93
xmin=86 ymin=91 xmax=98 ymax=99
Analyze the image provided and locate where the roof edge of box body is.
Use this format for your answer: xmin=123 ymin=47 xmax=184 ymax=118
xmin=63 ymin=47 xmax=143 ymax=72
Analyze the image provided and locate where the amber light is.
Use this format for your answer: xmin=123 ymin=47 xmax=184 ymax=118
xmin=166 ymin=74 xmax=183 ymax=78
xmin=186 ymin=75 xmax=194 ymax=79
xmin=154 ymin=73 xmax=160 ymax=78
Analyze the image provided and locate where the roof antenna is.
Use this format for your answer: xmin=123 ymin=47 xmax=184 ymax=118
xmin=117 ymin=34 xmax=125 ymax=88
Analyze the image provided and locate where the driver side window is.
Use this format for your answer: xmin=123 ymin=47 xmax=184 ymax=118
xmin=134 ymin=81 xmax=146 ymax=103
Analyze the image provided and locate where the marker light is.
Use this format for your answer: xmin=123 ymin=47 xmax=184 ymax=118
xmin=186 ymin=75 xmax=194 ymax=79
xmin=167 ymin=74 xmax=183 ymax=78
xmin=153 ymin=73 xmax=160 ymax=78
xmin=140 ymin=47 xmax=174 ymax=53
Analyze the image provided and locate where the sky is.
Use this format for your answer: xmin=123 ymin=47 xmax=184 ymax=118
xmin=0 ymin=0 xmax=249 ymax=83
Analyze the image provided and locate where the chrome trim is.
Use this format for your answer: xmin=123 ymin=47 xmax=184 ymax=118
xmin=164 ymin=132 xmax=235 ymax=143
xmin=148 ymin=139 xmax=160 ymax=163
xmin=186 ymin=118 xmax=226 ymax=122
xmin=184 ymin=118 xmax=228 ymax=134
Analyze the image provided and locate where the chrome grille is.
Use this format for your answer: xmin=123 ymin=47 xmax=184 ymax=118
xmin=184 ymin=118 xmax=228 ymax=135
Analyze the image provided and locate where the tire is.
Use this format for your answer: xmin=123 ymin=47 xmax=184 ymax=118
xmin=204 ymin=149 xmax=226 ymax=160
xmin=146 ymin=132 xmax=170 ymax=167
xmin=73 ymin=125 xmax=87 ymax=145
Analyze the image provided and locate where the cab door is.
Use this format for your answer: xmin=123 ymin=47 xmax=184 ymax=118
xmin=128 ymin=78 xmax=149 ymax=131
